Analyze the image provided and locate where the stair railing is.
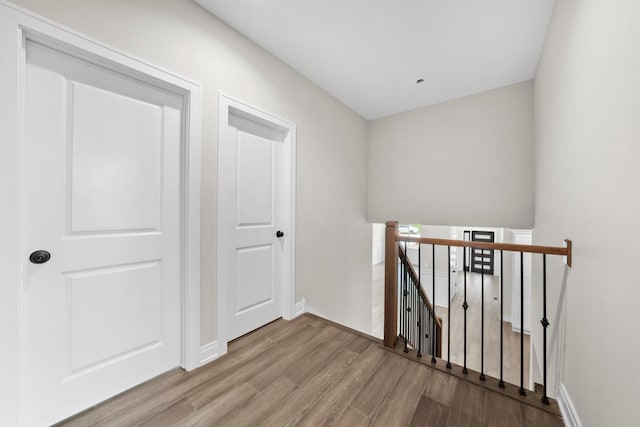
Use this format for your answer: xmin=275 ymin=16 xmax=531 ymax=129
xmin=397 ymin=242 xmax=442 ymax=359
xmin=383 ymin=221 xmax=572 ymax=405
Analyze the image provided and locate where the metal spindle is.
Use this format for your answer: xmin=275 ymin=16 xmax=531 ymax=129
xmin=463 ymin=244 xmax=468 ymax=374
xmin=398 ymin=254 xmax=402 ymax=344
xmin=480 ymin=267 xmax=486 ymax=381
xmin=416 ymin=268 xmax=418 ymax=347
xmin=399 ymin=253 xmax=402 ymax=338
xmin=519 ymin=251 xmax=526 ymax=396
xmin=499 ymin=250 xmax=505 ymax=388
xmin=403 ymin=242 xmax=408 ymax=353
xmin=417 ymin=245 xmax=422 ymax=358
xmin=431 ymin=244 xmax=436 ymax=363
xmin=447 ymin=246 xmax=451 ymax=369
xmin=541 ymin=254 xmax=550 ymax=405
xmin=411 ymin=269 xmax=415 ymax=350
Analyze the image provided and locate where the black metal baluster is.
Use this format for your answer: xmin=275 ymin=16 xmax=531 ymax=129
xmin=541 ymin=254 xmax=550 ymax=405
xmin=398 ymin=253 xmax=402 ymax=343
xmin=411 ymin=269 xmax=415 ymax=349
xmin=480 ymin=266 xmax=486 ymax=381
xmin=399 ymin=250 xmax=402 ymax=339
xmin=417 ymin=244 xmax=423 ymax=358
xmin=403 ymin=242 xmax=408 ymax=353
xmin=431 ymin=244 xmax=436 ymax=363
xmin=499 ymin=250 xmax=505 ymax=388
xmin=463 ymin=243 xmax=468 ymax=375
xmin=447 ymin=245 xmax=451 ymax=369
xmin=411 ymin=272 xmax=420 ymax=349
xmin=412 ymin=250 xmax=416 ymax=349
xmin=519 ymin=251 xmax=526 ymax=396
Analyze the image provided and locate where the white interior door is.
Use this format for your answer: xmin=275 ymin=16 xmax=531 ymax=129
xmin=219 ymin=102 xmax=294 ymax=342
xmin=22 ymin=40 xmax=183 ymax=426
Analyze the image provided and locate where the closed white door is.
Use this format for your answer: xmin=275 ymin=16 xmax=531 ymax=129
xmin=22 ymin=40 xmax=182 ymax=426
xmin=219 ymin=105 xmax=292 ymax=341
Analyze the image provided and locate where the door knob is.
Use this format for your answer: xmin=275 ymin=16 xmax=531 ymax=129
xmin=276 ymin=230 xmax=284 ymax=238
xmin=29 ymin=250 xmax=51 ymax=264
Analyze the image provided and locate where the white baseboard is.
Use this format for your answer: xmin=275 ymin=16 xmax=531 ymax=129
xmin=503 ymin=315 xmax=512 ymax=323
xmin=199 ymin=341 xmax=219 ymax=367
xmin=294 ymin=299 xmax=305 ymax=317
xmin=557 ymin=382 xmax=582 ymax=427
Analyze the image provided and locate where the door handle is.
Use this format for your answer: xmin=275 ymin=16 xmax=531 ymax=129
xmin=29 ymin=250 xmax=51 ymax=264
xmin=276 ymin=230 xmax=284 ymax=238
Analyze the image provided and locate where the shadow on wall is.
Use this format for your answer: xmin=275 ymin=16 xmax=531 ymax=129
xmin=550 ymin=265 xmax=570 ymax=395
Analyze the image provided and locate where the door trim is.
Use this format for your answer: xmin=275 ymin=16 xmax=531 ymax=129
xmin=217 ymin=94 xmax=297 ymax=358
xmin=0 ymin=2 xmax=201 ymax=424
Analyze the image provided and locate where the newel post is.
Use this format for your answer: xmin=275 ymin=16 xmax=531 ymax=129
xmin=384 ymin=221 xmax=399 ymax=348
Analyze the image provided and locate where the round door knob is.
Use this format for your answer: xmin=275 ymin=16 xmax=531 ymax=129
xmin=29 ymin=250 xmax=51 ymax=264
xmin=276 ymin=230 xmax=284 ymax=238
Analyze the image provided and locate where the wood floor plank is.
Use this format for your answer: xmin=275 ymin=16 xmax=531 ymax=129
xmin=350 ymin=351 xmax=409 ymax=417
xmin=56 ymin=314 xmax=562 ymax=427
xmin=222 ymin=377 xmax=297 ymax=427
xmin=297 ymin=344 xmax=385 ymax=426
xmin=422 ymin=368 xmax=458 ymax=407
xmin=246 ymin=325 xmax=338 ymax=391
xmin=483 ymin=390 xmax=523 ymax=427
xmin=346 ymin=335 xmax=375 ymax=354
xmin=370 ymin=359 xmax=430 ymax=427
xmin=134 ymin=398 xmax=195 ymax=427
xmin=285 ymin=330 xmax=352 ymax=385
xmin=446 ymin=381 xmax=486 ymax=427
xmin=56 ymin=368 xmax=187 ymax=427
xmin=227 ymin=317 xmax=289 ymax=353
xmin=521 ymin=403 xmax=564 ymax=427
xmin=76 ymin=328 xmax=282 ymax=427
xmin=186 ymin=324 xmax=320 ymax=409
xmin=183 ymin=383 xmax=258 ymax=426
xmin=261 ymin=315 xmax=315 ymax=344
xmin=333 ymin=405 xmax=368 ymax=427
xmin=257 ymin=348 xmax=359 ymax=427
xmin=408 ymin=395 xmax=449 ymax=427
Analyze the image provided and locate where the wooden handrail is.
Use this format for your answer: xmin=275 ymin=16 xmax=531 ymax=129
xmin=384 ymin=220 xmax=572 ymax=351
xmin=396 ymin=235 xmax=572 ymax=267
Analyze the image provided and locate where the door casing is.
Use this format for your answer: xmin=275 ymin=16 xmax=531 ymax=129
xmin=217 ymin=94 xmax=297 ymax=357
xmin=0 ymin=2 xmax=202 ymax=424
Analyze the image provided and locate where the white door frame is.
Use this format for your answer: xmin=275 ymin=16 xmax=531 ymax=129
xmin=0 ymin=3 xmax=201 ymax=425
xmin=217 ymin=94 xmax=296 ymax=357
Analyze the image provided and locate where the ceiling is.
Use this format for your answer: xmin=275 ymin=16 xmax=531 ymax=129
xmin=195 ymin=0 xmax=556 ymax=120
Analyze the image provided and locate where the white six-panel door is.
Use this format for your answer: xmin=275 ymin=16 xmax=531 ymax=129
xmin=22 ymin=40 xmax=183 ymax=426
xmin=218 ymin=101 xmax=295 ymax=342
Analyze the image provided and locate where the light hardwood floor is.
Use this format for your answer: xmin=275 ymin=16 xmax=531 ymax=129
xmin=57 ymin=314 xmax=561 ymax=427
xmin=434 ymin=271 xmax=530 ymax=388
xmin=373 ymin=263 xmax=531 ymax=389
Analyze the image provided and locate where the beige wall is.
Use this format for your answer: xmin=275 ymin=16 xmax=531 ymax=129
xmin=368 ymin=81 xmax=534 ymax=229
xmin=11 ymin=0 xmax=372 ymax=341
xmin=534 ymin=0 xmax=640 ymax=425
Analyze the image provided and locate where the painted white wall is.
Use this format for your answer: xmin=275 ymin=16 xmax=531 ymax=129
xmin=533 ymin=0 xmax=640 ymax=425
xmin=368 ymin=81 xmax=534 ymax=229
xmin=10 ymin=0 xmax=372 ymax=341
xmin=372 ymin=223 xmax=385 ymax=265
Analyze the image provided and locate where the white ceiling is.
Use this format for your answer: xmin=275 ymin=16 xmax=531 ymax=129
xmin=195 ymin=0 xmax=555 ymax=120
